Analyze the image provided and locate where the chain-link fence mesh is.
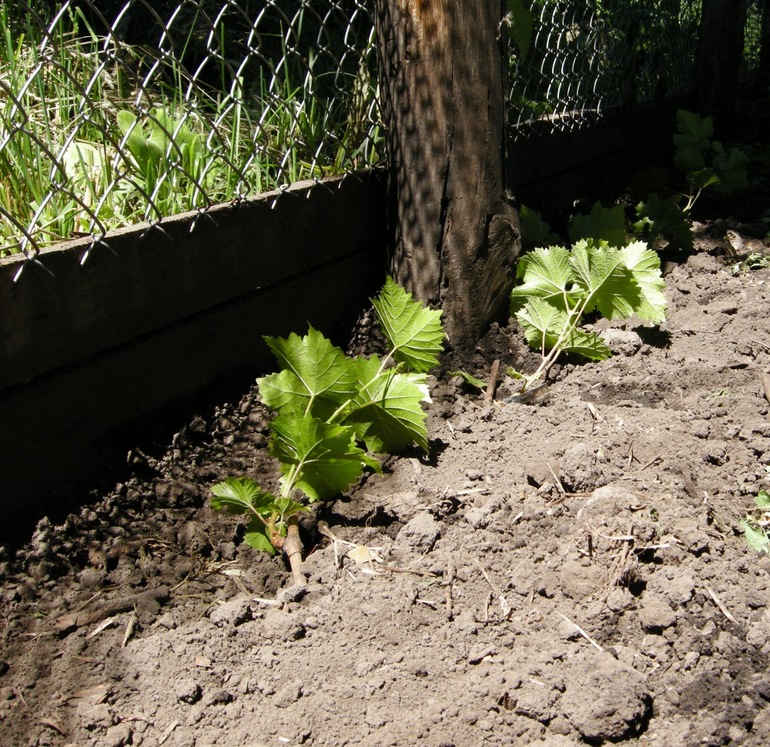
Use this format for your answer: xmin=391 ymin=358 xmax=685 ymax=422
xmin=1 ymin=0 xmax=381 ymax=265
xmin=2 ymin=1 xmax=766 ymax=270
xmin=507 ymin=1 xmax=704 ymax=135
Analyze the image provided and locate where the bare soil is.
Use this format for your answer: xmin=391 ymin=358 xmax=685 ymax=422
xmin=3 ymin=218 xmax=770 ymax=746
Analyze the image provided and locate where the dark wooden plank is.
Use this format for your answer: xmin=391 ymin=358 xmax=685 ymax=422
xmin=0 ymin=171 xmax=386 ymax=389
xmin=0 ymin=250 xmax=383 ymax=531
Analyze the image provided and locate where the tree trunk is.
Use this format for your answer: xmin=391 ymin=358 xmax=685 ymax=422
xmin=696 ymin=0 xmax=747 ymax=136
xmin=374 ymin=0 xmax=520 ymax=347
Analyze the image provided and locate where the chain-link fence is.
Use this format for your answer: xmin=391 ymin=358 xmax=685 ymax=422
xmin=2 ymin=1 xmax=766 ymax=269
xmin=0 ymin=0 xmax=381 ymax=266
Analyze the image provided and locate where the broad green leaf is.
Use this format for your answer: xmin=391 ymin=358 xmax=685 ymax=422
xmin=372 ymin=277 xmax=445 ymax=373
xmin=568 ymin=202 xmax=627 ymax=248
xmin=510 ymin=245 xmax=576 ymax=313
xmin=561 ymin=326 xmax=613 ymax=361
xmin=259 ymin=327 xmax=357 ymax=419
xmin=515 ymin=297 xmax=571 ymax=353
xmin=344 ymin=356 xmax=431 ymax=453
xmin=211 ymin=477 xmax=277 ymax=516
xmin=740 ymin=519 xmax=770 ymax=554
xmin=516 ymin=298 xmax=611 ymax=361
xmin=712 ymin=143 xmax=749 ymax=194
xmin=117 ymin=111 xmax=152 ymax=172
xmin=634 ymin=193 xmax=693 ymax=253
xmin=674 ymin=109 xmax=712 ymax=172
xmin=244 ymin=520 xmax=278 ymax=555
xmin=619 ymin=242 xmax=667 ymax=324
xmin=569 ymin=241 xmax=635 ymax=320
xmin=519 ymin=204 xmax=559 ymax=248
xmin=506 ymin=0 xmax=534 ymax=60
xmin=448 ymin=370 xmax=487 ymax=391
xmin=756 ymin=490 xmax=770 ymax=509
xmin=687 ymin=167 xmax=719 ymax=194
xmin=269 ymin=411 xmax=374 ymax=501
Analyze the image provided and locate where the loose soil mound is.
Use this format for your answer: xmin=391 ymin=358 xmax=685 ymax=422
xmin=3 ymin=230 xmax=770 ymax=746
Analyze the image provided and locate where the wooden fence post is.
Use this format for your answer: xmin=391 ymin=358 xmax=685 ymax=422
xmin=374 ymin=0 xmax=520 ymax=346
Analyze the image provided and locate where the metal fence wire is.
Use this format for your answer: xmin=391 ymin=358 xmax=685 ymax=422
xmin=0 ymin=0 xmax=381 ymax=267
xmin=0 ymin=1 xmax=764 ymax=271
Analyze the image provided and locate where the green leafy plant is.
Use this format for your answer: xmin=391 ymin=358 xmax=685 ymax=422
xmin=509 ymin=240 xmax=667 ymax=392
xmin=211 ymin=278 xmax=445 ymax=585
xmin=731 ymin=253 xmax=770 ymax=276
xmin=739 ymin=490 xmax=770 ymax=555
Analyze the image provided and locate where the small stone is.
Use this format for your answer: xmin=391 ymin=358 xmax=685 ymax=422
xmin=209 ymin=594 xmax=253 ymax=627
xmin=103 ymin=723 xmax=132 ymax=747
xmin=395 ymin=513 xmax=440 ymax=551
xmin=262 ymin=609 xmax=306 ymax=641
xmin=174 ymin=678 xmax=202 ymax=704
xmin=638 ymin=595 xmax=677 ymax=632
xmin=273 ymin=680 xmax=302 ymax=708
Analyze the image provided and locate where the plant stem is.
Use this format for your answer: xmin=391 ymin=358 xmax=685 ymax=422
xmin=283 ymin=515 xmax=306 ymax=587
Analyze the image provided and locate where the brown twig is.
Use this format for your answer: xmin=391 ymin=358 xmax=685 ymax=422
xmin=484 ymin=359 xmax=500 ymax=402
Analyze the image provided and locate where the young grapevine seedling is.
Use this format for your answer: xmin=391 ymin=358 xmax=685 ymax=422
xmin=211 ymin=278 xmax=445 ymax=585
xmin=509 ymin=240 xmax=666 ymax=393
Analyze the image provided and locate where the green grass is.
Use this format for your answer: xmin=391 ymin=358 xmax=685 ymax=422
xmin=0 ymin=4 xmax=382 ymax=257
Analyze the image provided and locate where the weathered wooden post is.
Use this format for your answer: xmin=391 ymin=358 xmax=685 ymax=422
xmin=696 ymin=0 xmax=748 ymax=135
xmin=374 ymin=0 xmax=520 ymax=346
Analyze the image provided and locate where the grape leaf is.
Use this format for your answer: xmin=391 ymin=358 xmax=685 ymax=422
xmin=740 ymin=519 xmax=770 ymax=555
xmin=211 ymin=477 xmax=277 ymax=516
xmin=269 ymin=411 xmax=377 ymax=502
xmin=506 ymin=0 xmax=534 ymax=60
xmin=568 ymin=202 xmax=627 ymax=247
xmin=259 ymin=327 xmax=356 ymax=419
xmin=756 ymin=490 xmax=770 ymax=509
xmin=634 ymin=193 xmax=693 ymax=253
xmin=673 ymin=109 xmax=712 ymax=172
xmin=712 ymin=143 xmax=749 ymax=194
xmin=344 ymin=356 xmax=431 ymax=453
xmin=516 ymin=298 xmax=611 ymax=361
xmin=510 ymin=245 xmax=576 ymax=313
xmin=519 ymin=204 xmax=559 ymax=248
xmin=372 ymin=277 xmax=445 ymax=373
xmin=619 ymin=241 xmax=668 ymax=324
xmin=568 ymin=241 xmax=635 ymax=320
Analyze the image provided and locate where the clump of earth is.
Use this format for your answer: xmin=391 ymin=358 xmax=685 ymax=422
xmin=3 ymin=216 xmax=770 ymax=746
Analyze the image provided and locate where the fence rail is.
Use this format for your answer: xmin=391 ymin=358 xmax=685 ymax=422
xmin=1 ymin=1 xmax=765 ymax=273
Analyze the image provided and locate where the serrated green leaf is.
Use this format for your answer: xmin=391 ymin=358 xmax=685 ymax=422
xmin=506 ymin=0 xmax=534 ymax=60
xmin=619 ymin=242 xmax=667 ymax=324
xmin=756 ymin=490 xmax=770 ymax=509
xmin=712 ymin=144 xmax=749 ymax=194
xmin=211 ymin=477 xmax=277 ymax=516
xmin=510 ymin=245 xmax=576 ymax=313
xmin=344 ymin=356 xmax=431 ymax=453
xmin=569 ymin=241 xmax=634 ymax=320
xmin=372 ymin=277 xmax=445 ymax=373
xmin=269 ymin=411 xmax=371 ymax=501
xmin=561 ymin=327 xmax=613 ymax=361
xmin=448 ymin=370 xmax=487 ymax=391
xmin=634 ymin=193 xmax=693 ymax=252
xmin=259 ymin=327 xmax=357 ymax=419
xmin=674 ymin=109 xmax=712 ymax=173
xmin=740 ymin=519 xmax=770 ymax=554
xmin=515 ymin=298 xmax=611 ymax=361
xmin=515 ymin=297 xmax=570 ymax=352
xmin=519 ymin=204 xmax=559 ymax=248
xmin=243 ymin=520 xmax=278 ymax=555
xmin=568 ymin=202 xmax=627 ymax=247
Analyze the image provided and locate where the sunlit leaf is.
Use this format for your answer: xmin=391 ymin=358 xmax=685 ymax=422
xmin=372 ymin=277 xmax=445 ymax=373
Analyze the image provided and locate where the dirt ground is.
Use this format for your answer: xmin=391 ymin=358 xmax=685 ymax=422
xmin=4 ymin=201 xmax=770 ymax=745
